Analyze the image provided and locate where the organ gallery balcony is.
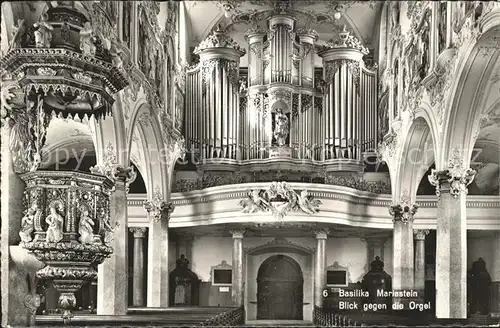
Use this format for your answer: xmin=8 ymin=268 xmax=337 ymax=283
xmin=183 ymin=8 xmax=378 ymax=178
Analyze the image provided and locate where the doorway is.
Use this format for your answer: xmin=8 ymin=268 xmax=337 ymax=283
xmin=257 ymin=254 xmax=303 ymax=320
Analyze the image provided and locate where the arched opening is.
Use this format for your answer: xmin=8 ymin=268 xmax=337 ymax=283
xmin=257 ymin=254 xmax=303 ymax=320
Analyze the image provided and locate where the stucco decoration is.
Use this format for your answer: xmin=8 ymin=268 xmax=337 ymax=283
xmin=239 ymin=181 xmax=321 ymax=220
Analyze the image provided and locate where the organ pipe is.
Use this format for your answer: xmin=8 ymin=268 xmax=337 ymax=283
xmin=184 ymin=14 xmax=378 ymax=173
xmin=318 ymin=27 xmax=377 ymax=161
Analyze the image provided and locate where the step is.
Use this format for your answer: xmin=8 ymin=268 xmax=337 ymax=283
xmin=245 ymin=320 xmax=315 ymax=326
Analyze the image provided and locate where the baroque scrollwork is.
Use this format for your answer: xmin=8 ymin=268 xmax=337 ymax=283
xmin=239 ymin=181 xmax=321 ymax=220
xmin=3 ymin=91 xmax=50 ymax=173
xmin=143 ymin=185 xmax=174 ymax=222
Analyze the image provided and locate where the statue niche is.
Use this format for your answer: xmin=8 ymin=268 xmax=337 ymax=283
xmin=361 ymin=256 xmax=392 ymax=310
xmin=468 ymin=257 xmax=491 ymax=315
xmin=272 ymin=108 xmax=290 ymax=147
xmin=169 ymin=255 xmax=200 ymax=306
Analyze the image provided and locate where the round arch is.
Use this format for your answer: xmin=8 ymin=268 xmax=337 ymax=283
xmin=393 ymin=115 xmax=436 ymax=203
xmin=439 ymin=23 xmax=500 ymax=169
xmin=127 ymin=103 xmax=168 ymax=199
xmin=256 ymin=254 xmax=304 ymax=320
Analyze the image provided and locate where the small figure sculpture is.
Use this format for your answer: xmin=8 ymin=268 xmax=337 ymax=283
xmin=315 ymin=78 xmax=327 ymax=94
xmin=110 ymin=46 xmax=123 ymax=70
xmin=78 ymin=208 xmax=95 ymax=244
xmin=45 ymin=204 xmax=64 ymax=243
xmin=297 ymin=190 xmax=321 ymax=214
xmin=79 ymin=22 xmax=96 ymax=56
xmin=19 ymin=206 xmax=36 ymax=242
xmin=273 ymin=109 xmax=289 ymax=147
xmin=102 ymin=214 xmax=118 ymax=245
xmin=34 ymin=13 xmax=53 ymax=48
xmin=239 ymin=77 xmax=248 ymax=94
xmin=240 ymin=189 xmax=269 ymax=213
xmin=10 ymin=19 xmax=26 ymax=50
xmin=60 ymin=20 xmax=71 ymax=44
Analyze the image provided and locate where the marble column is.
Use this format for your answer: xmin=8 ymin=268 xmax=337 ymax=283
xmin=131 ymin=227 xmax=147 ymax=307
xmin=313 ymin=229 xmax=329 ymax=308
xmin=1 ymin=125 xmax=31 ymax=326
xmin=97 ymin=174 xmax=129 ymax=315
xmin=363 ymin=236 xmax=387 ymax=265
xmin=429 ymin=166 xmax=475 ymax=318
xmin=490 ymin=232 xmax=500 ymax=315
xmin=230 ymin=229 xmax=245 ymax=307
xmin=414 ymin=229 xmax=429 ymax=301
xmin=146 ymin=201 xmax=173 ymax=307
xmin=389 ymin=201 xmax=417 ymax=303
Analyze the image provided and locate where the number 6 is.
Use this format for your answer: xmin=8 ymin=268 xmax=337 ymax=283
xmin=322 ymin=289 xmax=328 ymax=297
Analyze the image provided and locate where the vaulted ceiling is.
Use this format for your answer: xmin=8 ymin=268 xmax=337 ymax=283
xmin=185 ymin=1 xmax=382 ymax=54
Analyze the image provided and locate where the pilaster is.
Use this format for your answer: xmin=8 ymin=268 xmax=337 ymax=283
xmin=362 ymin=236 xmax=387 ymax=265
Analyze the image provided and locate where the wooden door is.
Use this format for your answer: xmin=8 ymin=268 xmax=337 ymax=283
xmin=257 ymin=255 xmax=303 ymax=320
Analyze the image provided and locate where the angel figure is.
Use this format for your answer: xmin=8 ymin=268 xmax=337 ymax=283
xmin=79 ymin=22 xmax=96 ymax=56
xmin=111 ymin=46 xmax=123 ymax=70
xmin=297 ymin=190 xmax=321 ymax=214
xmin=34 ymin=13 xmax=53 ymax=48
xmin=19 ymin=206 xmax=36 ymax=242
xmin=240 ymin=189 xmax=268 ymax=213
xmin=10 ymin=19 xmax=26 ymax=50
xmin=78 ymin=208 xmax=95 ymax=244
xmin=45 ymin=204 xmax=64 ymax=243
xmin=102 ymin=214 xmax=118 ymax=245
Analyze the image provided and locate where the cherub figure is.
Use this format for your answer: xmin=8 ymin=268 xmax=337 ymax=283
xmin=240 ymin=189 xmax=269 ymax=213
xmin=19 ymin=205 xmax=36 ymax=242
xmin=297 ymin=190 xmax=321 ymax=214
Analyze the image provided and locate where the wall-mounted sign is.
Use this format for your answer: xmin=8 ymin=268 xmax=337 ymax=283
xmin=219 ymin=286 xmax=230 ymax=293
xmin=211 ymin=260 xmax=232 ymax=286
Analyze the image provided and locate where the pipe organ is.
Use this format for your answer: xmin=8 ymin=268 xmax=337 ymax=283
xmin=185 ymin=13 xmax=378 ymax=174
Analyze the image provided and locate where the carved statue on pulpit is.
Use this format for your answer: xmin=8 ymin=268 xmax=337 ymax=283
xmin=361 ymin=256 xmax=392 ymax=308
xmin=169 ymin=254 xmax=200 ymax=306
xmin=468 ymin=258 xmax=491 ymax=315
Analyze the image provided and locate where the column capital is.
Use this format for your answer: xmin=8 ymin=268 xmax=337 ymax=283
xmin=428 ymin=149 xmax=476 ymax=199
xmin=143 ymin=186 xmax=174 ymax=223
xmin=428 ymin=168 xmax=476 ymax=199
xmin=389 ymin=204 xmax=418 ymax=224
xmin=413 ymin=229 xmax=429 ymax=241
xmin=230 ymin=229 xmax=245 ymax=239
xmin=313 ymin=228 xmax=330 ymax=240
xmin=130 ymin=227 xmax=147 ymax=238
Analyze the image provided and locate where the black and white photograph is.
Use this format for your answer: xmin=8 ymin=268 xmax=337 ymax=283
xmin=0 ymin=1 xmax=499 ymax=327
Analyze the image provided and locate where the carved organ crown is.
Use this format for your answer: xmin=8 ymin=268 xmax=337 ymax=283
xmin=184 ymin=11 xmax=378 ymax=173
